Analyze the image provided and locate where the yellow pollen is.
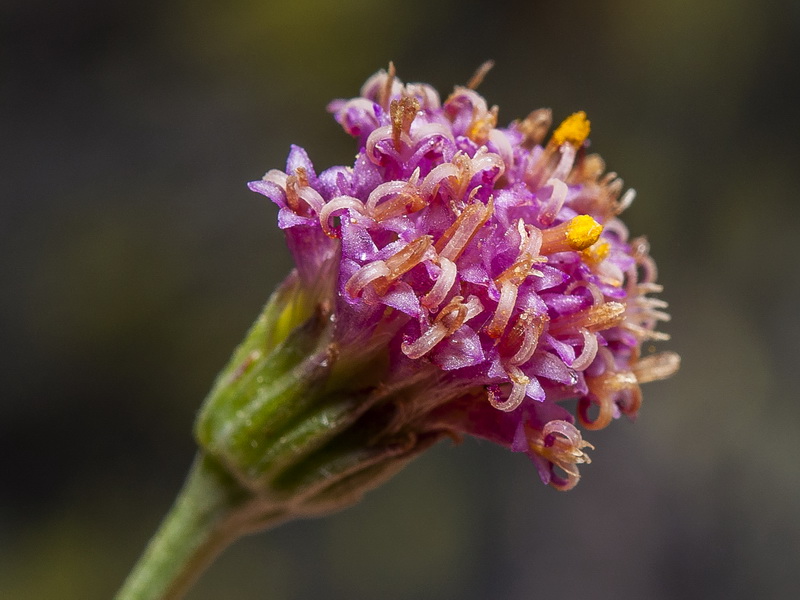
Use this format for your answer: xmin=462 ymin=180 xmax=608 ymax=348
xmin=551 ymin=111 xmax=591 ymax=147
xmin=582 ymin=240 xmax=610 ymax=265
xmin=566 ymin=215 xmax=602 ymax=251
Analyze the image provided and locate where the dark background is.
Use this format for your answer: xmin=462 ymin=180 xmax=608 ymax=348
xmin=3 ymin=0 xmax=800 ymax=598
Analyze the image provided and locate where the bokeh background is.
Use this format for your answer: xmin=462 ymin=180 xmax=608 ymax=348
xmin=3 ymin=0 xmax=800 ymax=598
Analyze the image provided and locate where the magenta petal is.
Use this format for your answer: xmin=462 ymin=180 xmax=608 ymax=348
xmin=382 ymin=282 xmax=421 ymax=317
xmin=432 ymin=326 xmax=485 ymax=371
xmin=530 ymin=352 xmax=578 ymax=385
xmin=525 ymin=376 xmax=545 ymax=402
xmin=248 ymin=179 xmax=287 ymax=207
xmin=286 ymin=145 xmax=317 ymax=179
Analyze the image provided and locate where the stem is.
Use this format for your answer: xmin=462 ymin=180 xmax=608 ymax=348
xmin=115 ymin=453 xmax=286 ymax=600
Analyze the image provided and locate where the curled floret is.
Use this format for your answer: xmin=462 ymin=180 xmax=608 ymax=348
xmin=529 ymin=420 xmax=594 ymax=491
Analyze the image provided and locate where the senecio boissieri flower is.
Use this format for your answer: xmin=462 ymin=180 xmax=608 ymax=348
xmin=116 ymin=64 xmax=679 ymax=600
xmin=245 ymin=64 xmax=679 ymax=491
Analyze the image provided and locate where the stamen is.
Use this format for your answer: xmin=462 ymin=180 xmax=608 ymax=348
xmin=577 ymin=394 xmax=612 ymax=431
xmin=529 ymin=420 xmax=594 ymax=491
xmin=500 ymin=311 xmax=548 ymax=366
xmin=344 ymin=261 xmax=391 ymax=299
xmin=390 ymin=96 xmax=421 ymax=151
xmin=487 ymin=377 xmax=528 ymax=412
xmin=581 ymin=240 xmax=611 ymax=267
xmin=541 ymin=215 xmax=603 ymax=254
xmin=284 ymin=167 xmax=324 ymax=214
xmin=467 ymin=105 xmax=498 ymax=145
xmin=374 ymin=191 xmax=426 ymax=221
xmin=632 ymin=351 xmax=681 ymax=383
xmin=504 ymin=221 xmax=545 ymax=285
xmin=421 ymin=148 xmax=505 ymax=207
xmin=319 ymin=196 xmax=366 ymax=237
xmin=623 ymin=323 xmax=671 ymax=342
xmin=642 ymin=304 xmax=671 ymax=322
xmin=490 ymin=312 xmax=548 ymax=412
xmin=366 ymin=176 xmax=426 ymax=221
xmin=550 ymin=301 xmax=626 ymax=334
xmin=550 ymin=111 xmax=591 ymax=148
xmin=599 ymin=172 xmax=624 ymax=203
xmin=466 ymin=60 xmax=495 ymax=90
xmin=616 ymin=188 xmax=636 ymax=214
xmin=571 ymin=328 xmax=599 ymax=371
xmin=421 ymin=257 xmax=457 ymax=310
xmin=469 ymin=147 xmax=506 ymax=181
xmin=488 ymin=128 xmax=514 ymax=167
xmin=366 ymin=125 xmax=400 ymax=164
xmin=345 ymin=236 xmax=432 ymax=298
xmin=624 ymin=290 xmax=672 ymax=338
xmin=435 ymin=197 xmax=494 ymax=261
xmin=284 ymin=173 xmax=301 ymax=212
xmin=376 ymin=236 xmax=433 ymax=294
xmin=401 ymin=295 xmax=483 ymax=359
xmin=579 ymin=370 xmax=639 ymax=430
xmin=517 ymin=108 xmax=553 ymax=148
xmin=538 ymin=178 xmax=568 ymax=226
xmin=567 ymin=153 xmax=605 ymax=185
xmin=403 ymin=83 xmax=442 ymax=110
xmin=420 ymin=161 xmax=462 ymax=200
xmin=448 ymin=152 xmax=473 ymax=200
xmin=378 ymin=61 xmax=396 ymax=110
xmin=489 ymin=281 xmax=519 ymax=340
xmin=549 ymin=143 xmax=577 ymax=182
xmin=564 ymin=280 xmax=605 ymax=305
xmin=401 ymin=320 xmax=452 ymax=360
xmin=444 ymin=87 xmax=489 ymax=123
xmin=434 ymin=295 xmax=483 ymax=336
xmin=487 ymin=221 xmax=545 ymax=338
xmin=634 ymin=253 xmax=659 ymax=285
xmin=638 ymin=283 xmax=664 ymax=295
xmin=618 ymin=384 xmax=642 ymax=417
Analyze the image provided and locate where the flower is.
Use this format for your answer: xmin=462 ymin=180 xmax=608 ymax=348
xmin=247 ymin=64 xmax=679 ymax=491
xmin=117 ymin=66 xmax=683 ymax=600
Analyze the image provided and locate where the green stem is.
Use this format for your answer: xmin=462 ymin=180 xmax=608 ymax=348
xmin=115 ymin=454 xmax=286 ymax=600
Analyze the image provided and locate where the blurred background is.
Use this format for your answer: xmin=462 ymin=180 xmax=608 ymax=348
xmin=3 ymin=0 xmax=799 ymax=598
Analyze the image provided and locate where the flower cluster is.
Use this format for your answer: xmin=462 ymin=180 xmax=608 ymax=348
xmin=249 ymin=65 xmax=679 ymax=490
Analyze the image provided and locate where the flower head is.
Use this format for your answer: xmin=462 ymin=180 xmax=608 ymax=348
xmin=248 ymin=64 xmax=679 ymax=491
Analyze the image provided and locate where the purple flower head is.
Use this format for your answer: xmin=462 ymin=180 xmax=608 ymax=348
xmin=249 ymin=65 xmax=679 ymax=490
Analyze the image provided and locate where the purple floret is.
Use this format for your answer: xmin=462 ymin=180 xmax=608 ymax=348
xmin=249 ymin=67 xmax=679 ymax=490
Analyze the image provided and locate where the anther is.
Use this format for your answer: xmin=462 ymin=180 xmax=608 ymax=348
xmin=390 ymin=96 xmax=421 ymax=151
xmin=517 ymin=108 xmax=553 ymax=148
xmin=632 ymin=351 xmax=681 ymax=383
xmin=550 ymin=301 xmax=626 ymax=334
xmin=541 ymin=215 xmax=603 ymax=254
xmin=401 ymin=296 xmax=483 ymax=359
xmin=487 ymin=221 xmax=545 ymax=339
xmin=435 ymin=197 xmax=494 ymax=261
xmin=466 ymin=60 xmax=495 ymax=90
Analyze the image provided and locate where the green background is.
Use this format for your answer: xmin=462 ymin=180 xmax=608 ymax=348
xmin=3 ymin=0 xmax=799 ymax=598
